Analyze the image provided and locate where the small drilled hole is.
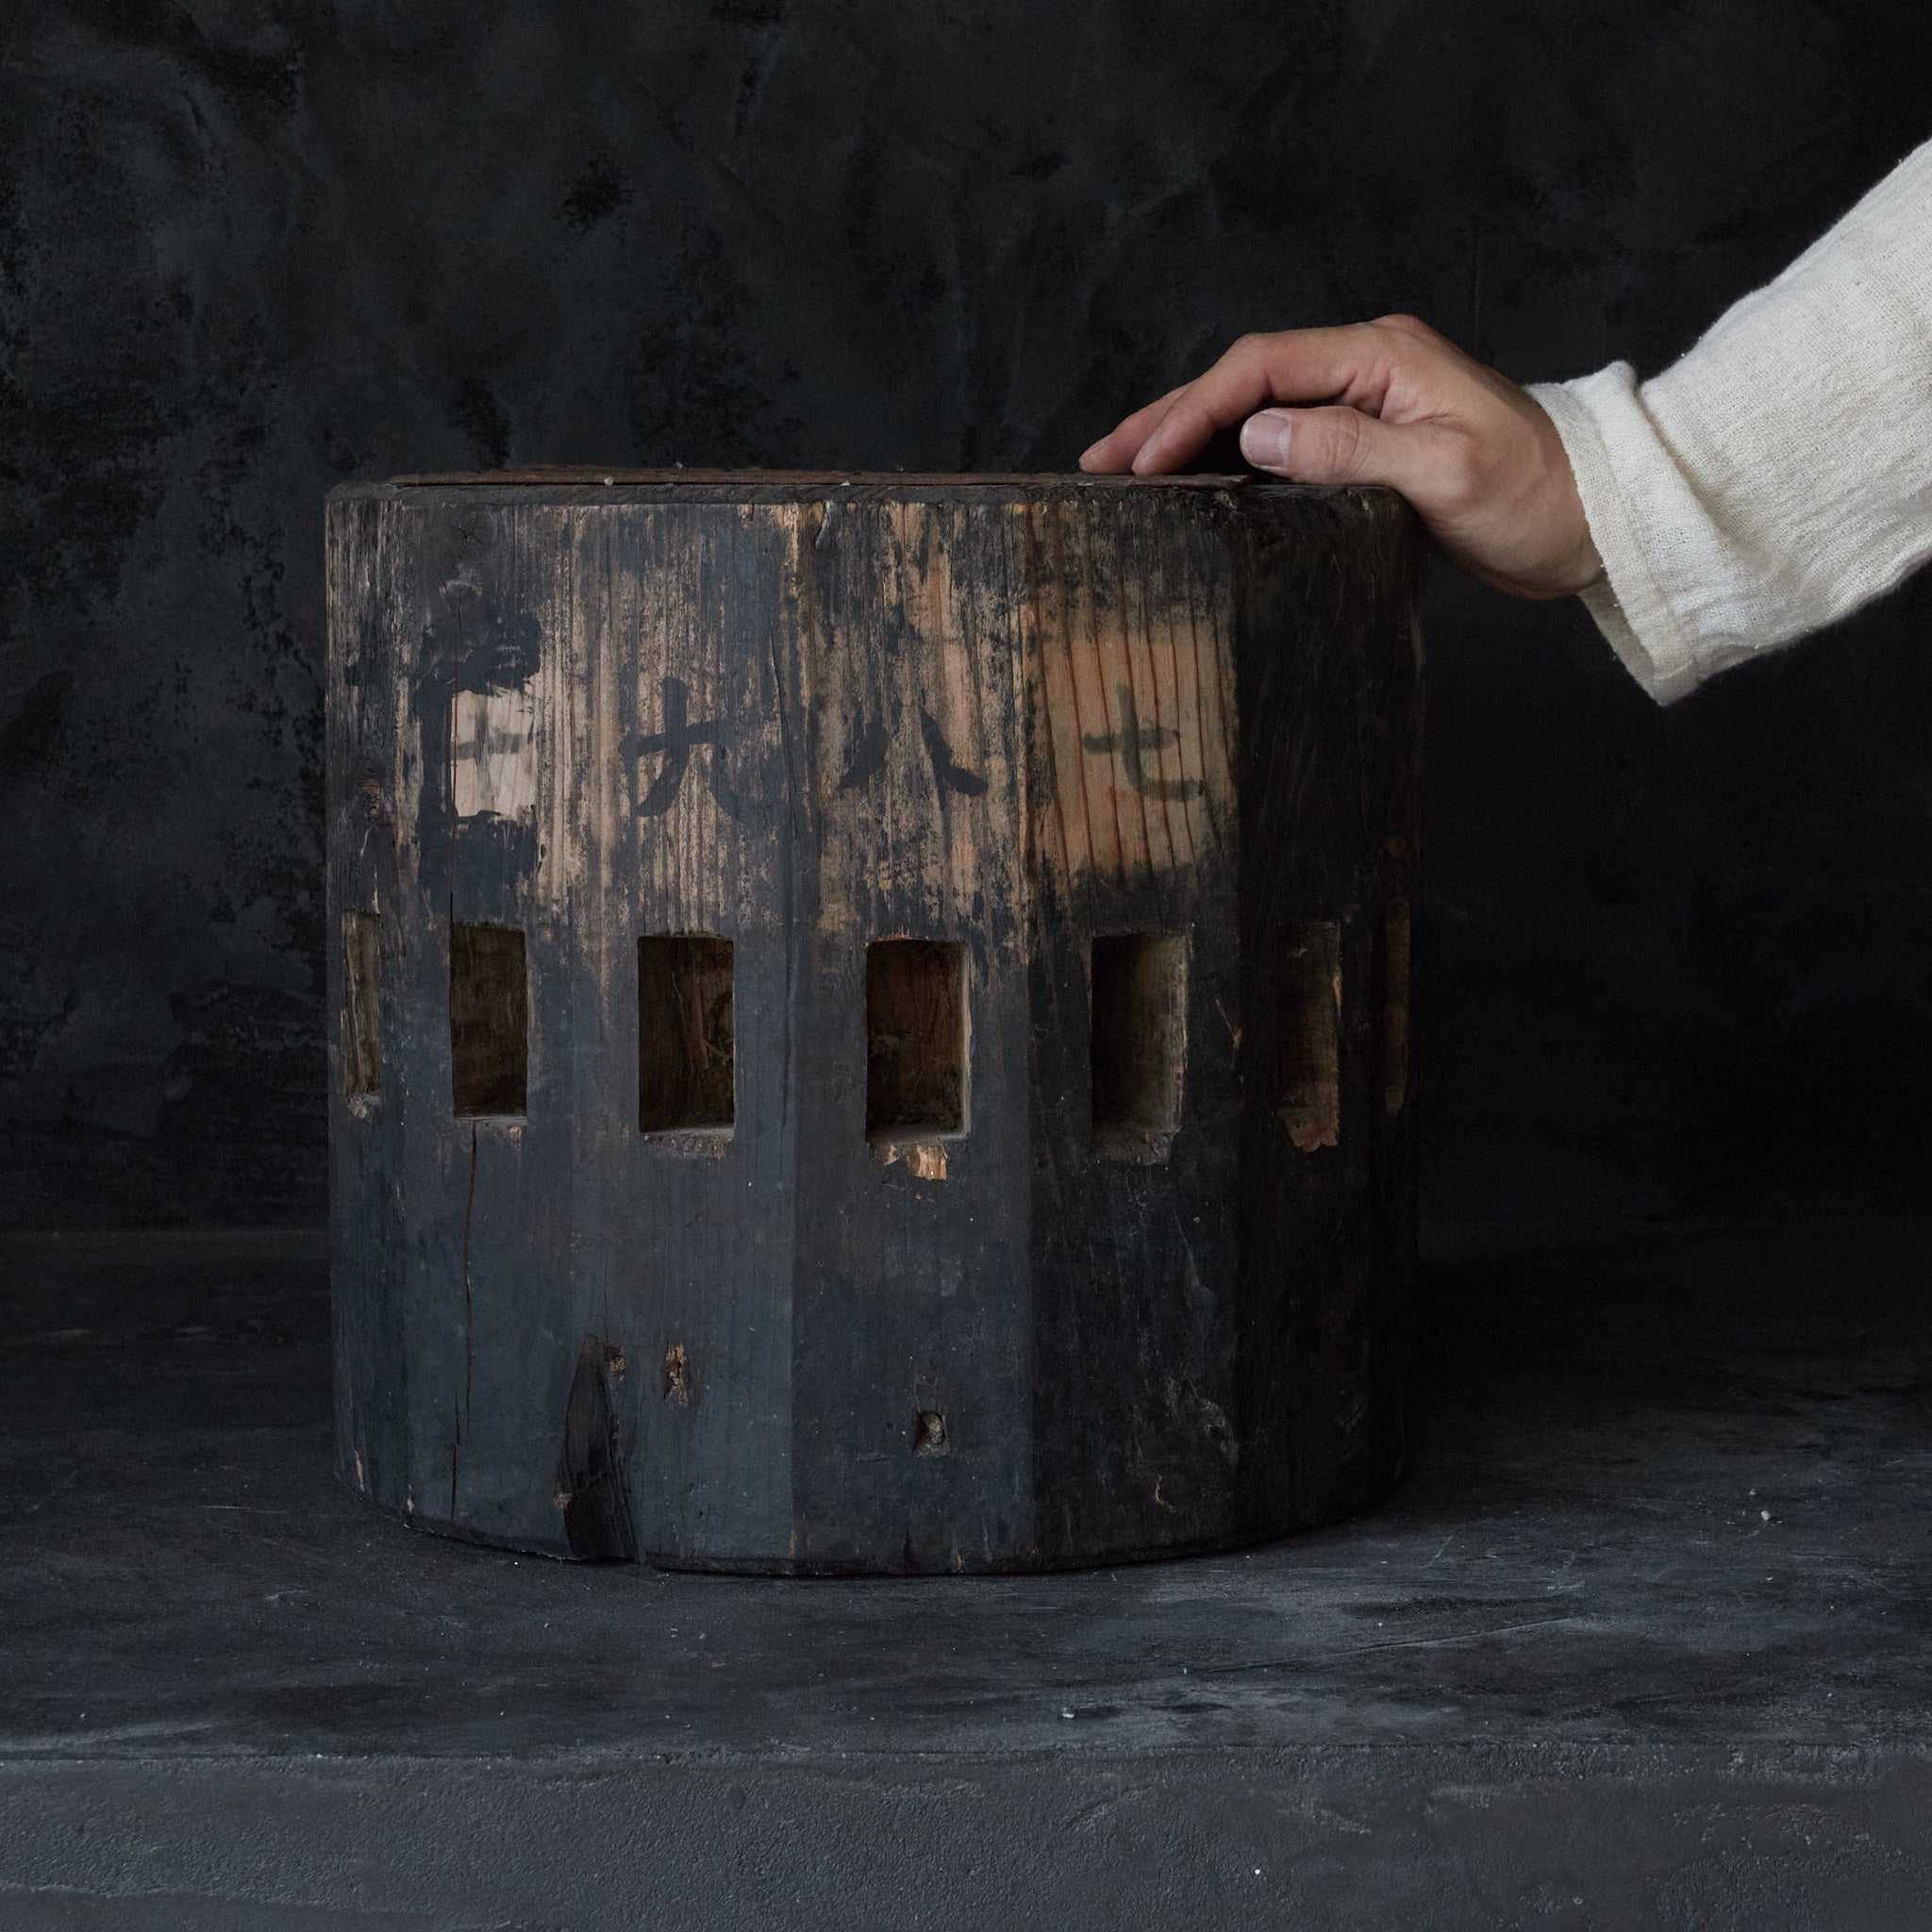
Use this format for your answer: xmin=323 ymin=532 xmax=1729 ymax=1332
xmin=638 ymin=934 xmax=735 ymax=1133
xmin=450 ymin=923 xmax=527 ymax=1117
xmin=342 ymin=910 xmax=382 ymax=1100
xmin=1278 ymin=922 xmax=1341 ymax=1152
xmin=1090 ymin=934 xmax=1187 ymax=1157
xmin=913 ymin=1409 xmax=948 ymax=1456
xmin=865 ymin=940 xmax=967 ymax=1138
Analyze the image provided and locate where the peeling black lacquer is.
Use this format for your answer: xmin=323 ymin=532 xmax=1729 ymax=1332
xmin=325 ymin=475 xmax=1422 ymax=1573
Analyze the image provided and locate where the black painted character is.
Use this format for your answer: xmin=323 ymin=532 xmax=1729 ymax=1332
xmin=1082 ymin=683 xmax=1202 ymax=802
xmin=625 ymin=676 xmax=740 ymax=819
xmin=836 ymin=708 xmax=989 ymax=799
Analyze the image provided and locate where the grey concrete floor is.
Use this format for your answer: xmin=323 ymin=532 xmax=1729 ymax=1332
xmin=0 ymin=1222 xmax=1928 ymax=1929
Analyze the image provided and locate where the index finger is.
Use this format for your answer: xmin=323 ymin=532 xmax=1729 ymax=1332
xmin=1128 ymin=326 xmax=1398 ymax=475
xmin=1079 ymin=383 xmax=1188 ymax=473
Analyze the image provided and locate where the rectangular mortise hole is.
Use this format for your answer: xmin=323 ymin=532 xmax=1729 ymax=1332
xmin=1278 ymin=922 xmax=1341 ymax=1152
xmin=1091 ymin=934 xmax=1187 ymax=1155
xmin=865 ymin=940 xmax=967 ymax=1138
xmin=450 ymin=923 xmax=527 ymax=1117
xmin=638 ymin=934 xmax=735 ymax=1133
xmin=342 ymin=910 xmax=382 ymax=1100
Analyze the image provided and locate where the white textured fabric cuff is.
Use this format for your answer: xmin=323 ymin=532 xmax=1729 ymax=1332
xmin=1529 ymin=372 xmax=1706 ymax=705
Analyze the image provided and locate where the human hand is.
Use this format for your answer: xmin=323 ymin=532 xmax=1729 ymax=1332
xmin=1079 ymin=315 xmax=1602 ymax=600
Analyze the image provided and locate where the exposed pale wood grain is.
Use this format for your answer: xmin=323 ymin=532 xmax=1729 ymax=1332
xmin=452 ymin=687 xmax=537 ymax=821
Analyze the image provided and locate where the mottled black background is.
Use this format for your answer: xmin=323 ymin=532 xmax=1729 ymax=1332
xmin=3 ymin=0 xmax=1929 ymax=1228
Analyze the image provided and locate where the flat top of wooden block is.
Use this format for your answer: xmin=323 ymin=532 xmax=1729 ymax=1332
xmin=335 ymin=469 xmax=1399 ymax=512
xmin=384 ymin=466 xmax=1264 ymax=491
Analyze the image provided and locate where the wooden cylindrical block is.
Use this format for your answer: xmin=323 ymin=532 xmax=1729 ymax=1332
xmin=326 ymin=470 xmax=1422 ymax=1574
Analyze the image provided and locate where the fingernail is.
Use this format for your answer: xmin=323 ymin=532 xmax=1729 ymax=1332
xmin=1241 ymin=410 xmax=1291 ymax=470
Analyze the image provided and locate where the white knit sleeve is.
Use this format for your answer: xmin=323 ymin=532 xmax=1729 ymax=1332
xmin=1527 ymin=140 xmax=1932 ymax=704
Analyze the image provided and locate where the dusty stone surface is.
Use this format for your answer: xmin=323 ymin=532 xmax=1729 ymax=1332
xmin=1 ymin=1222 xmax=1927 ymax=1924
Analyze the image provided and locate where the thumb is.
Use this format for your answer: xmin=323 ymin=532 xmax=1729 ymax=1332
xmin=1240 ymin=405 xmax=1456 ymax=503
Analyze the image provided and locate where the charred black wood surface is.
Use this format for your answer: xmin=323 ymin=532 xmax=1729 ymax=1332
xmin=325 ymin=474 xmax=1423 ymax=1572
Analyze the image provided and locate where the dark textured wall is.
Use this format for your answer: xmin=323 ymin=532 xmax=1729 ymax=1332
xmin=4 ymin=0 xmax=1930 ymax=1227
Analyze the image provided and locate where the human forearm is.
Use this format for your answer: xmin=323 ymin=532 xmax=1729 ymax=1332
xmin=1532 ymin=139 xmax=1932 ymax=702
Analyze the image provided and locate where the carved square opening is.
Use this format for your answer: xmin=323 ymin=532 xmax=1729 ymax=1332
xmin=1090 ymin=933 xmax=1187 ymax=1158
xmin=450 ymin=923 xmax=527 ymax=1118
xmin=342 ymin=909 xmax=382 ymax=1101
xmin=638 ymin=934 xmax=735 ymax=1134
xmin=866 ymin=940 xmax=967 ymax=1139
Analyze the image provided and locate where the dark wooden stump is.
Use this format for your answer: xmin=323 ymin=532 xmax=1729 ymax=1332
xmin=326 ymin=470 xmax=1423 ymax=1573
